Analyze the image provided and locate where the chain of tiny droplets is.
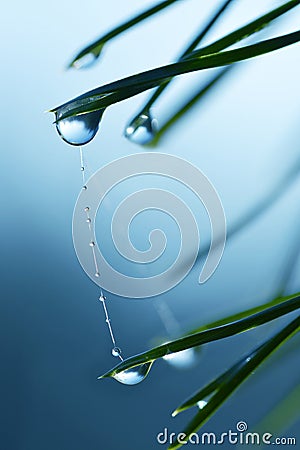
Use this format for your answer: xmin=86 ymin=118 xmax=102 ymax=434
xmin=79 ymin=147 xmax=123 ymax=361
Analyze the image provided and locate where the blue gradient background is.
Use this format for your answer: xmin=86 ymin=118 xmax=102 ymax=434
xmin=1 ymin=1 xmax=300 ymax=449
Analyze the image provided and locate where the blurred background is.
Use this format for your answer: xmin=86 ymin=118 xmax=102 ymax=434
xmin=1 ymin=0 xmax=300 ymax=449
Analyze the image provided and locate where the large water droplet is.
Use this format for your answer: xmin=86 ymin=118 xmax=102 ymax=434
xmin=112 ymin=362 xmax=152 ymax=385
xmin=163 ymin=348 xmax=201 ymax=370
xmin=72 ymin=53 xmax=97 ymax=70
xmin=55 ymin=105 xmax=104 ymax=146
xmin=124 ymin=112 xmax=157 ymax=145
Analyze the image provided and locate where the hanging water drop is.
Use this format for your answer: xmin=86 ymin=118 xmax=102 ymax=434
xmin=124 ymin=112 xmax=157 ymax=145
xmin=55 ymin=104 xmax=104 ymax=146
xmin=111 ymin=362 xmax=153 ymax=385
xmin=72 ymin=53 xmax=97 ymax=70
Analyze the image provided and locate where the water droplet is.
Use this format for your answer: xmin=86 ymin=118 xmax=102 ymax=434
xmin=124 ymin=112 xmax=157 ymax=145
xmin=89 ymin=241 xmax=95 ymax=247
xmin=84 ymin=207 xmax=90 ymax=212
xmin=112 ymin=347 xmax=122 ymax=357
xmin=197 ymin=400 xmax=208 ymax=410
xmin=82 ymin=185 xmax=87 ymax=190
xmin=72 ymin=53 xmax=97 ymax=70
xmin=86 ymin=218 xmax=91 ymax=223
xmin=95 ymin=272 xmax=100 ymax=278
xmin=112 ymin=362 xmax=153 ymax=385
xmin=163 ymin=348 xmax=200 ymax=369
xmin=55 ymin=105 xmax=104 ymax=146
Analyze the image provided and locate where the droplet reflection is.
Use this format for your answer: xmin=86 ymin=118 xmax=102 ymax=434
xmin=55 ymin=105 xmax=104 ymax=146
xmin=125 ymin=112 xmax=157 ymax=145
xmin=163 ymin=348 xmax=199 ymax=369
xmin=112 ymin=362 xmax=153 ymax=385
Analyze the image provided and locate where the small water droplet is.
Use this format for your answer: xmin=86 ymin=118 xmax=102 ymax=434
xmin=163 ymin=348 xmax=200 ymax=369
xmin=86 ymin=218 xmax=91 ymax=223
xmin=197 ymin=400 xmax=208 ymax=410
xmin=84 ymin=207 xmax=90 ymax=212
xmin=55 ymin=105 xmax=104 ymax=146
xmin=95 ymin=272 xmax=100 ymax=278
xmin=112 ymin=347 xmax=122 ymax=357
xmin=124 ymin=112 xmax=157 ymax=145
xmin=112 ymin=362 xmax=153 ymax=385
xmin=89 ymin=241 xmax=95 ymax=247
xmin=73 ymin=53 xmax=97 ymax=70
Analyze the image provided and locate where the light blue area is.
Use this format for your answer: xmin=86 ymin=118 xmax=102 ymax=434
xmin=1 ymin=1 xmax=300 ymax=449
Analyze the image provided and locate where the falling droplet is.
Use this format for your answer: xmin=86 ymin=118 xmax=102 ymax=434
xmin=124 ymin=112 xmax=157 ymax=145
xmin=72 ymin=53 xmax=97 ymax=70
xmin=163 ymin=348 xmax=201 ymax=370
xmin=55 ymin=104 xmax=104 ymax=146
xmin=111 ymin=347 xmax=122 ymax=357
xmin=112 ymin=362 xmax=153 ymax=385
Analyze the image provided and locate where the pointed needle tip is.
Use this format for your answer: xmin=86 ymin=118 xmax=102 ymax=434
xmin=97 ymin=372 xmax=112 ymax=380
